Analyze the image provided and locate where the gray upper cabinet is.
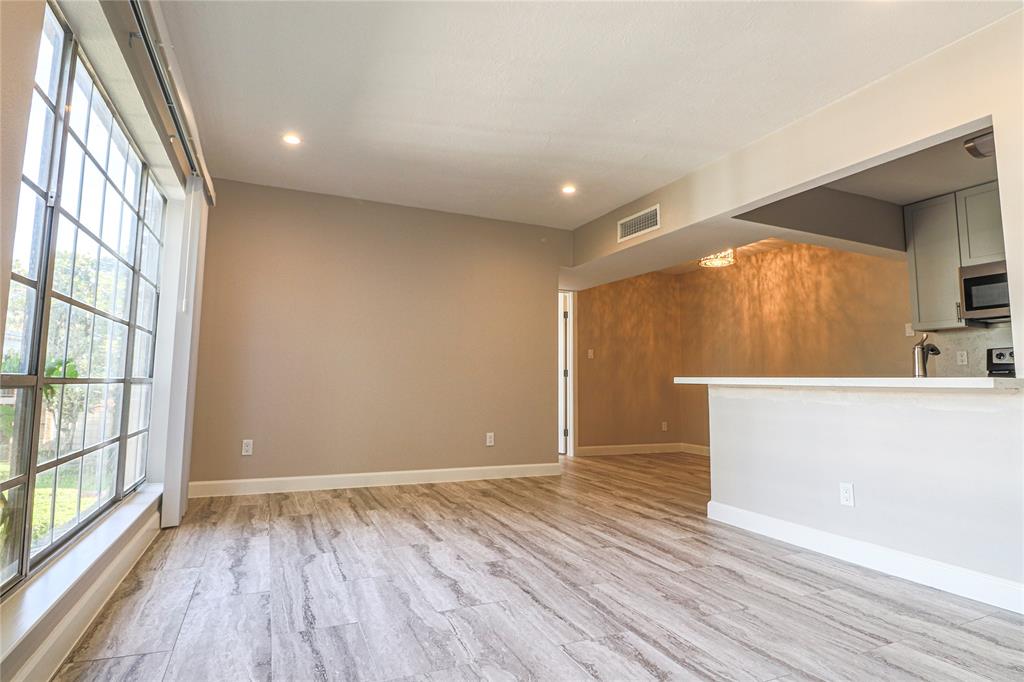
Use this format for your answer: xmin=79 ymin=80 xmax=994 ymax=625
xmin=956 ymin=181 xmax=1004 ymax=266
xmin=905 ymin=193 xmax=964 ymax=330
xmin=904 ymin=181 xmax=1006 ymax=331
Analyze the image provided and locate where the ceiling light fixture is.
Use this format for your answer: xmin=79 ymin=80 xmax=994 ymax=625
xmin=561 ymin=184 xmax=576 ymax=195
xmin=699 ymin=248 xmax=736 ymax=268
xmin=963 ymin=131 xmax=995 ymax=159
xmin=282 ymin=133 xmax=302 ymax=145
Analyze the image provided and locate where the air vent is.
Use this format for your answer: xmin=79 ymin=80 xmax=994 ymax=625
xmin=617 ymin=204 xmax=660 ymax=242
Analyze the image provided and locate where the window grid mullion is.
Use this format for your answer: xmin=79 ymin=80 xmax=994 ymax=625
xmin=45 ymin=458 xmax=57 ymax=551
xmin=71 ymin=41 xmax=151 ymax=182
xmin=66 ymin=128 xmax=143 ymax=213
xmin=81 ymin=283 xmax=99 ymax=412
xmin=18 ymin=175 xmax=48 ymax=201
xmin=138 ymin=270 xmax=158 ymax=290
xmin=57 ymin=213 xmax=80 ymax=375
xmin=9 ymin=271 xmax=37 ymax=290
xmin=49 ymin=290 xmax=129 ymax=328
xmin=25 ymin=495 xmax=118 ymax=568
xmin=0 ymin=474 xmax=30 ymax=494
xmin=32 ymin=82 xmax=58 ymax=112
xmin=89 ymin=82 xmax=111 ymax=172
xmin=41 ymin=376 xmax=126 ymax=386
xmin=115 ymin=171 xmax=148 ymax=499
xmin=135 ymin=299 xmax=157 ymax=335
xmin=0 ymin=375 xmax=35 ymax=388
xmin=147 ymin=292 xmax=160 ymax=375
xmin=17 ymin=21 xmax=77 ymax=585
xmin=56 ymin=208 xmax=138 ymax=273
xmin=34 ymin=434 xmax=120 ymax=476
xmin=76 ymin=452 xmax=84 ymax=522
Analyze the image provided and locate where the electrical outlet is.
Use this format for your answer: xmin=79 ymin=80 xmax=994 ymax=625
xmin=241 ymin=439 xmax=253 ymax=456
xmin=839 ymin=482 xmax=855 ymax=507
xmin=956 ymin=350 xmax=969 ymax=366
xmin=661 ymin=421 xmax=669 ymax=432
xmin=905 ymin=323 xmax=915 ymax=337
xmin=587 ymin=348 xmax=595 ymax=360
xmin=485 ymin=432 xmax=495 ymax=447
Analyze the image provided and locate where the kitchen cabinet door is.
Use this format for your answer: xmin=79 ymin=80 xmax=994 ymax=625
xmin=905 ymin=193 xmax=964 ymax=330
xmin=956 ymin=181 xmax=1005 ymax=266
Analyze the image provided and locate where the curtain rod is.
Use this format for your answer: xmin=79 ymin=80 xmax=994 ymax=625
xmin=127 ymin=0 xmax=213 ymax=203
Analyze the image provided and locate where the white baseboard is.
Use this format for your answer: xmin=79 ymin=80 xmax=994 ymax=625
xmin=708 ymin=501 xmax=1024 ymax=614
xmin=10 ymin=510 xmax=160 ymax=682
xmin=574 ymin=442 xmax=710 ymax=457
xmin=189 ymin=461 xmax=562 ymax=498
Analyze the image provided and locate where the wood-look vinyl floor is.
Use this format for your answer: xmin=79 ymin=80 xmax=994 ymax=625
xmin=56 ymin=453 xmax=1022 ymax=681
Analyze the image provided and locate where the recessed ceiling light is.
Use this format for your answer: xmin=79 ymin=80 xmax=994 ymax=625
xmin=561 ymin=184 xmax=576 ymax=195
xmin=282 ymin=133 xmax=302 ymax=145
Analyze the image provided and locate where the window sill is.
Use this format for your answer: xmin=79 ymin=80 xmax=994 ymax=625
xmin=0 ymin=485 xmax=161 ymax=677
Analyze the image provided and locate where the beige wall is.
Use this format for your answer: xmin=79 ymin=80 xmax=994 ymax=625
xmin=191 ymin=179 xmax=571 ymax=482
xmin=576 ymin=243 xmax=912 ymax=447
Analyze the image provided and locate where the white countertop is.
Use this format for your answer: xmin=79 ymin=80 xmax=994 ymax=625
xmin=673 ymin=376 xmax=1023 ymax=390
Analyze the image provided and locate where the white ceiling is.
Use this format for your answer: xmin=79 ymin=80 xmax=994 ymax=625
xmin=158 ymin=1 xmax=1019 ymax=230
xmin=827 ymin=130 xmax=998 ymax=205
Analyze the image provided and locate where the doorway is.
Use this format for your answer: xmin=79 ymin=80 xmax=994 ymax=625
xmin=558 ymin=291 xmax=574 ymax=455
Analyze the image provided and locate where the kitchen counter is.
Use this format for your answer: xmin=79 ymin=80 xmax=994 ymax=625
xmin=673 ymin=376 xmax=1022 ymax=390
xmin=674 ymin=373 xmax=1023 ymax=613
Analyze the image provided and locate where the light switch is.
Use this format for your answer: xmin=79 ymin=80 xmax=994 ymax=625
xmin=587 ymin=349 xmax=594 ymax=359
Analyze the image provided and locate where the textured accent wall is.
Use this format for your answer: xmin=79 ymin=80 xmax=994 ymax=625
xmin=574 ymin=273 xmax=685 ymax=446
xmin=191 ymin=179 xmax=571 ymax=482
xmin=576 ymin=243 xmax=913 ymax=447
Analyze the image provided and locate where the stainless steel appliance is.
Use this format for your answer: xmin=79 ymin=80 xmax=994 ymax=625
xmin=987 ymin=346 xmax=1015 ymax=377
xmin=959 ymin=261 xmax=1010 ymax=321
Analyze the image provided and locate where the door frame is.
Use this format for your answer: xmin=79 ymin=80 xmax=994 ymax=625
xmin=558 ymin=291 xmax=575 ymax=456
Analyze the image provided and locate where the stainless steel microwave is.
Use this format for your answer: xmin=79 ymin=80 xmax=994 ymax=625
xmin=959 ymin=260 xmax=1010 ymax=321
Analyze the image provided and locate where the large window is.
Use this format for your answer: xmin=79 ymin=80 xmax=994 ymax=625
xmin=0 ymin=5 xmax=165 ymax=595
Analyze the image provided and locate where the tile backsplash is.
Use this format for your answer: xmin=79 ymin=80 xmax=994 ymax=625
xmin=925 ymin=323 xmax=1013 ymax=377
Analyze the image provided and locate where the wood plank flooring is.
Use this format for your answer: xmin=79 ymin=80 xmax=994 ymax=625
xmin=56 ymin=453 xmax=1022 ymax=681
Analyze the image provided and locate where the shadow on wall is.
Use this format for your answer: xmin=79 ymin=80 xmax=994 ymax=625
xmin=576 ymin=243 xmax=913 ymax=448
